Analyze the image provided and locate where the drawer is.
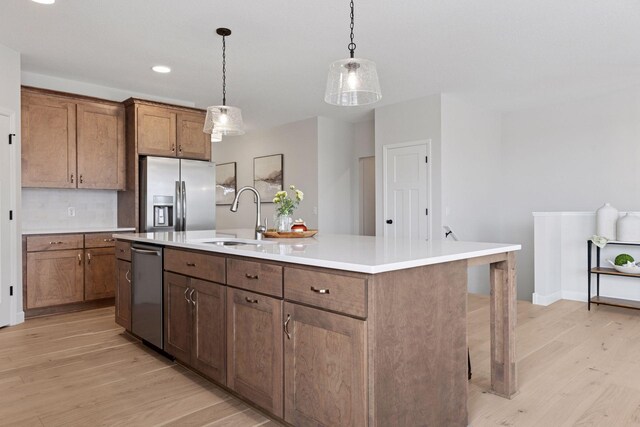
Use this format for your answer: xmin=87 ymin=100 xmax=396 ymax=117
xmin=164 ymin=248 xmax=225 ymax=283
xmin=115 ymin=240 xmax=131 ymax=261
xmin=85 ymin=232 xmax=117 ymax=248
xmin=284 ymin=267 xmax=367 ymax=318
xmin=26 ymin=234 xmax=83 ymax=252
xmin=227 ymin=258 xmax=283 ymax=298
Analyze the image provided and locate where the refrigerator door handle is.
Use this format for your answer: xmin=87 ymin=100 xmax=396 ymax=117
xmin=175 ymin=180 xmax=182 ymax=231
xmin=182 ymin=181 xmax=187 ymax=231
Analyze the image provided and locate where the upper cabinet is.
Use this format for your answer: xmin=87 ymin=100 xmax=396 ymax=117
xmin=131 ymin=100 xmax=210 ymax=161
xmin=21 ymin=87 xmax=126 ymax=190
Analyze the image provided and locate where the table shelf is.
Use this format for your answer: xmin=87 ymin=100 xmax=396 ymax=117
xmin=587 ymin=240 xmax=640 ymax=311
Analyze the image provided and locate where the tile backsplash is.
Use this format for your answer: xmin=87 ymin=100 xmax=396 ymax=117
xmin=22 ymin=188 xmax=118 ymax=231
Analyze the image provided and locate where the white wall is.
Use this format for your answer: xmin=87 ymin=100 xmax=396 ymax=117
xmin=213 ymin=118 xmax=319 ymax=230
xmin=22 ymin=71 xmax=195 ymax=106
xmin=0 ymin=43 xmax=23 ymax=324
xmin=441 ymin=95 xmax=503 ymax=294
xmin=352 ymin=120 xmax=375 ymax=235
xmin=374 ymin=95 xmax=443 ymax=238
xmin=502 ymin=87 xmax=640 ymax=300
xmin=317 ymin=117 xmax=356 ymax=234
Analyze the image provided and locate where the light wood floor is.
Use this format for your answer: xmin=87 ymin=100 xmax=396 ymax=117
xmin=1 ymin=295 xmax=639 ymax=426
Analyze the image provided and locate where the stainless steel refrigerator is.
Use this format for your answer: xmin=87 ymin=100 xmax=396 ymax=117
xmin=140 ymin=157 xmax=216 ymax=232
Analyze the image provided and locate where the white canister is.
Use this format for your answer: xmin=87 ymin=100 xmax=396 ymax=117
xmin=617 ymin=212 xmax=640 ymax=242
xmin=596 ymin=203 xmax=618 ymax=240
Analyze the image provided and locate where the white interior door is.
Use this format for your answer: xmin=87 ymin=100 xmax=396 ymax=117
xmin=383 ymin=141 xmax=430 ymax=240
xmin=0 ymin=113 xmax=12 ymax=327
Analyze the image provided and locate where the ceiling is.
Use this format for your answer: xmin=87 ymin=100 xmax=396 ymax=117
xmin=3 ymin=0 xmax=640 ymax=131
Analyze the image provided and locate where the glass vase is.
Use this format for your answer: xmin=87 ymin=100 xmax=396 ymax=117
xmin=275 ymin=214 xmax=293 ymax=232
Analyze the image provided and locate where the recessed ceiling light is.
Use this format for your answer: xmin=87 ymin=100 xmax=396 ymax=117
xmin=152 ymin=65 xmax=171 ymax=74
xmin=32 ymin=0 xmax=55 ymax=4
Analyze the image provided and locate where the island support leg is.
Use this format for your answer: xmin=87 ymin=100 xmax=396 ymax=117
xmin=489 ymin=251 xmax=517 ymax=398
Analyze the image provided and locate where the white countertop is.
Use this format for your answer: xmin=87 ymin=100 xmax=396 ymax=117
xmin=113 ymin=229 xmax=521 ymax=274
xmin=23 ymin=227 xmax=136 ymax=235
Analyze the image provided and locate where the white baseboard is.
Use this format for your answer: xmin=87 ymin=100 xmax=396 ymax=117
xmin=10 ymin=310 xmax=24 ymax=326
xmin=560 ymin=291 xmax=588 ymax=302
xmin=532 ymin=291 xmax=562 ymax=306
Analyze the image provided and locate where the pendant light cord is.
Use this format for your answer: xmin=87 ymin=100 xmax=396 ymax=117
xmin=348 ymin=0 xmax=356 ymax=58
xmin=221 ymin=35 xmax=227 ymax=106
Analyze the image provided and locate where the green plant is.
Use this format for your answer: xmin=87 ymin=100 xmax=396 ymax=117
xmin=615 ymin=253 xmax=635 ymax=266
xmin=273 ymin=185 xmax=304 ymax=216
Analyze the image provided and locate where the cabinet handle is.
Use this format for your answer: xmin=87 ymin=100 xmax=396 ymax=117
xmin=284 ymin=314 xmax=291 ymax=340
xmin=186 ymin=262 xmax=196 ymax=267
xmin=171 ymin=144 xmax=176 ymax=152
xmin=79 ymin=174 xmax=83 ymax=184
xmin=103 ymin=238 xmax=115 ymax=242
xmin=245 ymin=273 xmax=259 ymax=280
xmin=245 ymin=297 xmax=259 ymax=304
xmin=310 ymin=286 xmax=330 ymax=294
xmin=189 ymin=289 xmax=196 ymax=306
xmin=70 ymin=173 xmax=74 ymax=183
xmin=125 ymin=269 xmax=131 ymax=283
xmin=87 ymin=252 xmax=91 ymax=264
xmin=184 ymin=287 xmax=190 ymax=303
xmin=49 ymin=241 xmax=64 ymax=245
xmin=178 ymin=145 xmax=183 ymax=153
xmin=78 ymin=253 xmax=82 ymax=264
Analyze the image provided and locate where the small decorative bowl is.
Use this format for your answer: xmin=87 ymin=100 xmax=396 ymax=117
xmin=606 ymin=259 xmax=640 ymax=274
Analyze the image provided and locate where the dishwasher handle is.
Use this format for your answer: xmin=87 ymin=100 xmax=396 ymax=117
xmin=131 ymin=247 xmax=162 ymax=256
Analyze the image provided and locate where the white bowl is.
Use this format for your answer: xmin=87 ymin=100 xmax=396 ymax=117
xmin=607 ymin=259 xmax=640 ymax=274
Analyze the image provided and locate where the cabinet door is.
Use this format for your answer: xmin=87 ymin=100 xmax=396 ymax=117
xmin=76 ymin=102 xmax=125 ymax=190
xmin=284 ymin=302 xmax=367 ymax=427
xmin=190 ymin=279 xmax=226 ymax=384
xmin=164 ymin=272 xmax=192 ymax=362
xmin=26 ymin=250 xmax=84 ymax=308
xmin=85 ymin=247 xmax=116 ymax=300
xmin=177 ymin=112 xmax=210 ymax=161
xmin=115 ymin=259 xmax=131 ymax=330
xmin=227 ymin=288 xmax=283 ymax=417
xmin=137 ymin=105 xmax=177 ymax=157
xmin=21 ymin=92 xmax=76 ymax=188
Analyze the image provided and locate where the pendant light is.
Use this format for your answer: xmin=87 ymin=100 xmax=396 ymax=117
xmin=325 ymin=0 xmax=381 ymax=106
xmin=204 ymin=28 xmax=245 ymax=138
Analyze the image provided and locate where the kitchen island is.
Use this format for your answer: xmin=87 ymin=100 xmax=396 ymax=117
xmin=113 ymin=229 xmax=521 ymax=426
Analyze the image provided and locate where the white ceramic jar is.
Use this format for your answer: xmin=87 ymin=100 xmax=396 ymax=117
xmin=596 ymin=203 xmax=618 ymax=240
xmin=617 ymin=212 xmax=640 ymax=242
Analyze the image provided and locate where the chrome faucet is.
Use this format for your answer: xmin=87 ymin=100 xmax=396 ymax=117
xmin=230 ymin=186 xmax=267 ymax=240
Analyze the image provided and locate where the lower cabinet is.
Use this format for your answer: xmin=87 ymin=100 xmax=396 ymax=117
xmin=283 ymin=302 xmax=367 ymax=427
xmin=227 ymin=288 xmax=283 ymax=417
xmin=115 ymin=259 xmax=131 ymax=330
xmin=85 ymin=247 xmax=116 ymax=300
xmin=26 ymin=249 xmax=84 ymax=308
xmin=164 ymin=272 xmax=226 ymax=384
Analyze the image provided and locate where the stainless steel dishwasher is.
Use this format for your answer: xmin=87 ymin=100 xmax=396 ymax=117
xmin=131 ymin=243 xmax=164 ymax=350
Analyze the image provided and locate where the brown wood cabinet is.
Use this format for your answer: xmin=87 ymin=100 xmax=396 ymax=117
xmin=227 ymin=288 xmax=283 ymax=417
xmin=26 ymin=249 xmax=84 ymax=308
xmin=24 ymin=231 xmax=119 ymax=316
xmin=115 ymin=259 xmax=131 ymax=330
xmin=283 ymin=301 xmax=367 ymax=427
xmin=137 ymin=105 xmax=177 ymax=157
xmin=21 ymin=87 xmax=125 ymax=190
xmin=21 ymin=91 xmax=76 ymax=188
xmin=76 ymin=102 xmax=125 ymax=190
xmin=164 ymin=272 xmax=226 ymax=384
xmin=84 ymin=247 xmax=116 ymax=300
xmin=177 ymin=112 xmax=211 ymax=160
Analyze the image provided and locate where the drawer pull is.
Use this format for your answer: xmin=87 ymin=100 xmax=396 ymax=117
xmin=310 ymin=286 xmax=330 ymax=294
xmin=103 ymin=238 xmax=115 ymax=242
xmin=284 ymin=314 xmax=291 ymax=340
xmin=245 ymin=297 xmax=259 ymax=304
xmin=186 ymin=262 xmax=196 ymax=267
xmin=119 ymin=249 xmax=125 ymax=253
xmin=49 ymin=241 xmax=64 ymax=245
xmin=245 ymin=273 xmax=259 ymax=280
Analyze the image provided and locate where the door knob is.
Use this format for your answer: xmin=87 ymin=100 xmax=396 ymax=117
xmin=386 ymin=219 xmax=393 ymax=224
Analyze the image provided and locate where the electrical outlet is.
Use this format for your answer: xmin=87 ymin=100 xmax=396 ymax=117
xmin=67 ymin=207 xmax=76 ymax=217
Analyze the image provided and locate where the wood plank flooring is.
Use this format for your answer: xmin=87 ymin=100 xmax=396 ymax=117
xmin=1 ymin=295 xmax=639 ymax=426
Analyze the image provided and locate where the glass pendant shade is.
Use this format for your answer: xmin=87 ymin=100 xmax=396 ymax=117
xmin=325 ymin=58 xmax=381 ymax=106
xmin=203 ymin=105 xmax=245 ymax=136
xmin=210 ymin=129 xmax=222 ymax=143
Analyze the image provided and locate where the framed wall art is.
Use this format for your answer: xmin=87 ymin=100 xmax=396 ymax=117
xmin=216 ymin=162 xmax=237 ymax=205
xmin=253 ymin=154 xmax=283 ymax=201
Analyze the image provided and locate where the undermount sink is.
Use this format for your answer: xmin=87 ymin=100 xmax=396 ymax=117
xmin=198 ymin=238 xmax=275 ymax=246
